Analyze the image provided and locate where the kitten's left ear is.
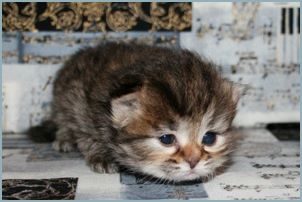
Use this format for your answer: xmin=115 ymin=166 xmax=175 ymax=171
xmin=111 ymin=92 xmax=142 ymax=128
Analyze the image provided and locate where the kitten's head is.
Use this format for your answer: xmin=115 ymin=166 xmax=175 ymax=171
xmin=110 ymin=50 xmax=243 ymax=182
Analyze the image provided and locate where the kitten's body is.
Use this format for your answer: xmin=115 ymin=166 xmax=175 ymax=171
xmin=29 ymin=42 xmax=241 ymax=181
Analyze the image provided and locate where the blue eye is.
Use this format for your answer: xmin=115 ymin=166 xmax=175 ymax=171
xmin=202 ymin=132 xmax=217 ymax=146
xmin=159 ymin=134 xmax=176 ymax=145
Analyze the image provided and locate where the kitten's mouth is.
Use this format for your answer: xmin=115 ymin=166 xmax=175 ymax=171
xmin=187 ymin=171 xmax=197 ymax=175
xmin=181 ymin=170 xmax=199 ymax=180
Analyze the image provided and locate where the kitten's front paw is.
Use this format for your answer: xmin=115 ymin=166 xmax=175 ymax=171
xmin=52 ymin=140 xmax=75 ymax=152
xmin=89 ymin=161 xmax=118 ymax=174
xmin=106 ymin=163 xmax=119 ymax=174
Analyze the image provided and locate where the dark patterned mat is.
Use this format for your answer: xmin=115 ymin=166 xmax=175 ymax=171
xmin=2 ymin=178 xmax=78 ymax=200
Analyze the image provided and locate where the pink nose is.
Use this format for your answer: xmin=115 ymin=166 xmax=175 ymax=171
xmin=186 ymin=158 xmax=200 ymax=169
xmin=182 ymin=145 xmax=201 ymax=169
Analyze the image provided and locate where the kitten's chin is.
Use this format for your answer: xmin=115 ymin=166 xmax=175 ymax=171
xmin=136 ymin=164 xmax=212 ymax=182
xmin=177 ymin=172 xmax=201 ymax=181
xmin=171 ymin=171 xmax=209 ymax=182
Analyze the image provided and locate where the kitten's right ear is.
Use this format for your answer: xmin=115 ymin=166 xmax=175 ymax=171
xmin=222 ymin=79 xmax=249 ymax=104
xmin=231 ymin=82 xmax=250 ymax=104
xmin=111 ymin=92 xmax=142 ymax=128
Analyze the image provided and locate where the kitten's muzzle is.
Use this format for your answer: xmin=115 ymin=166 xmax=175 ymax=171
xmin=183 ymin=145 xmax=201 ymax=169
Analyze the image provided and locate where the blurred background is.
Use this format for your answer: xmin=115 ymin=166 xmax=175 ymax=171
xmin=2 ymin=2 xmax=300 ymax=200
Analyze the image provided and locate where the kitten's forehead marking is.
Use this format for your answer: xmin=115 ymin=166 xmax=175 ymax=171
xmin=173 ymin=105 xmax=228 ymax=146
xmin=173 ymin=119 xmax=205 ymax=147
xmin=175 ymin=120 xmax=201 ymax=146
xmin=198 ymin=103 xmax=230 ymax=134
xmin=174 ymin=120 xmax=190 ymax=146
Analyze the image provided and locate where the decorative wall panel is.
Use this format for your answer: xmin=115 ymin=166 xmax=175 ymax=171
xmin=3 ymin=2 xmax=192 ymax=32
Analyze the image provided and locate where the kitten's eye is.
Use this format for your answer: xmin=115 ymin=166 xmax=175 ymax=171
xmin=159 ymin=134 xmax=176 ymax=145
xmin=202 ymin=132 xmax=217 ymax=146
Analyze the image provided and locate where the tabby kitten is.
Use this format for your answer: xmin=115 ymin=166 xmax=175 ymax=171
xmin=29 ymin=42 xmax=243 ymax=182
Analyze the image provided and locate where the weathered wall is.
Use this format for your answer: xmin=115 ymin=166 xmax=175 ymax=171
xmin=181 ymin=2 xmax=300 ymax=126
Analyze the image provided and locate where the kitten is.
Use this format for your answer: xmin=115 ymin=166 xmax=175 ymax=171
xmin=28 ymin=42 xmax=243 ymax=182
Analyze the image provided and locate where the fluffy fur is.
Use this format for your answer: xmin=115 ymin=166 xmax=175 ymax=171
xmin=28 ymin=42 xmax=242 ymax=181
